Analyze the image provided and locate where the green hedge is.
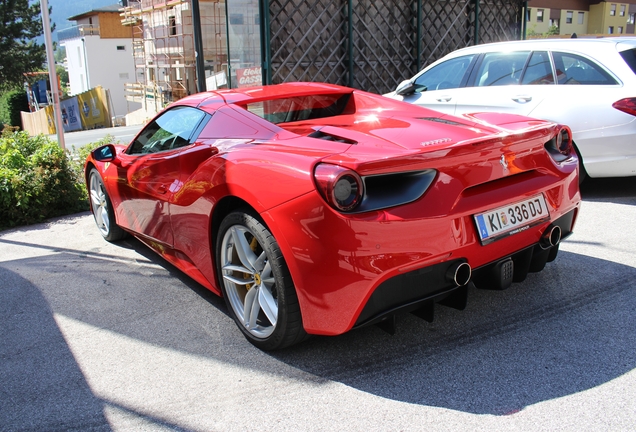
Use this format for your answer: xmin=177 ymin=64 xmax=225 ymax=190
xmin=0 ymin=130 xmax=105 ymax=229
xmin=0 ymin=90 xmax=29 ymax=128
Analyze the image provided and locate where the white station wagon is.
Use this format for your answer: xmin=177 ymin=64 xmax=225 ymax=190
xmin=385 ymin=38 xmax=636 ymax=180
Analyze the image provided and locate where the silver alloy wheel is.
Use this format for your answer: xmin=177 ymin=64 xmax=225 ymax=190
xmin=220 ymin=225 xmax=278 ymax=339
xmin=89 ymin=173 xmax=111 ymax=237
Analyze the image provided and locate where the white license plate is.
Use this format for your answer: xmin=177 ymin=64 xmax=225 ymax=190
xmin=474 ymin=194 xmax=550 ymax=243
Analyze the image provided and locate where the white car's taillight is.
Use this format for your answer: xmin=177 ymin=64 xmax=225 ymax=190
xmin=314 ymin=163 xmax=363 ymax=212
xmin=612 ymin=98 xmax=636 ymax=116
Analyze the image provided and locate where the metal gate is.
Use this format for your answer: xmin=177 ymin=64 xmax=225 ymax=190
xmin=264 ymin=0 xmax=524 ymax=94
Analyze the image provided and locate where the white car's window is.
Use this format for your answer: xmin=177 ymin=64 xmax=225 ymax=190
xmin=476 ymin=51 xmax=530 ymax=86
xmin=521 ymin=51 xmax=554 ymax=85
xmin=129 ymin=106 xmax=206 ymax=154
xmin=552 ymin=52 xmax=618 ymax=85
xmin=413 ymin=55 xmax=475 ymax=92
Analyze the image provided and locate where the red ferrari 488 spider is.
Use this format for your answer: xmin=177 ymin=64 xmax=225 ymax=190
xmin=86 ymin=82 xmax=581 ymax=350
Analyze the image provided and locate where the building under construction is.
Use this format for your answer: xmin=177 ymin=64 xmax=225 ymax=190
xmin=121 ymin=0 xmax=526 ymax=112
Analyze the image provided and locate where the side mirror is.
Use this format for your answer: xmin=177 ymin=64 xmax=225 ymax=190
xmin=395 ymin=79 xmax=416 ymax=96
xmin=92 ymin=144 xmax=117 ymax=162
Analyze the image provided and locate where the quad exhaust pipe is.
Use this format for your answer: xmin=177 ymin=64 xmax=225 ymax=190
xmin=540 ymin=225 xmax=562 ymax=250
xmin=446 ymin=262 xmax=472 ymax=287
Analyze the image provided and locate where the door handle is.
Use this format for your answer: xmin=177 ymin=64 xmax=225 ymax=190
xmin=512 ymin=95 xmax=532 ymax=103
xmin=436 ymin=96 xmax=452 ymax=102
xmin=157 ymin=184 xmax=167 ymax=194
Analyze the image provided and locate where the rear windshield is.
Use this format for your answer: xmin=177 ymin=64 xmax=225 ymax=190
xmin=619 ymin=48 xmax=636 ymax=75
xmin=242 ymin=93 xmax=352 ymax=124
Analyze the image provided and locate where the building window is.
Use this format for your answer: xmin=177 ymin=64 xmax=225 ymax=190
xmin=620 ymin=4 xmax=626 ymax=16
xmin=526 ymin=8 xmax=531 ymax=21
xmin=608 ymin=26 xmax=614 ymax=34
xmin=610 ymin=4 xmax=616 ymax=16
xmin=116 ymin=45 xmax=125 ymax=51
xmin=618 ymin=26 xmax=623 ymax=34
xmin=169 ymin=16 xmax=176 ymax=36
xmin=566 ymin=11 xmax=573 ymax=24
xmin=629 ymin=13 xmax=635 ymax=24
xmin=578 ymin=12 xmax=585 ymax=24
xmin=537 ymin=9 xmax=544 ymax=22
xmin=230 ymin=14 xmax=244 ymax=25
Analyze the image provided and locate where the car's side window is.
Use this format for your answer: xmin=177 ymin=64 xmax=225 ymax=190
xmin=552 ymin=52 xmax=618 ymax=85
xmin=413 ymin=55 xmax=475 ymax=92
xmin=476 ymin=51 xmax=531 ymax=86
xmin=619 ymin=48 xmax=636 ymax=74
xmin=128 ymin=106 xmax=206 ymax=155
xmin=521 ymin=51 xmax=554 ymax=85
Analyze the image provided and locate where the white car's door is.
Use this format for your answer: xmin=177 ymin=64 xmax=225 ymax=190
xmin=453 ymin=51 xmax=553 ymax=117
xmin=528 ymin=50 xmax=636 ymax=177
xmin=399 ymin=88 xmax=460 ymax=115
xmin=395 ymin=54 xmax=477 ymax=115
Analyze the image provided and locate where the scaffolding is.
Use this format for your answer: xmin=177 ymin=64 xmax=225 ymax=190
xmin=121 ymin=0 xmax=228 ymax=109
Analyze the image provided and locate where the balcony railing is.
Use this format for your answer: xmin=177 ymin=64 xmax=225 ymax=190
xmin=57 ymin=25 xmax=100 ymax=42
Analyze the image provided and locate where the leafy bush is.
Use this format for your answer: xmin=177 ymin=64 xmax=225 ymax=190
xmin=0 ymin=131 xmax=110 ymax=229
xmin=0 ymin=90 xmax=29 ymax=128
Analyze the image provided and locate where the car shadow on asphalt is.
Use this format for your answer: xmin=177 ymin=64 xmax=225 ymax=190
xmin=4 ymin=240 xmax=634 ymax=418
xmin=14 ymin=237 xmax=634 ymax=417
xmin=0 ymin=238 xmax=220 ymax=431
xmin=0 ymin=267 xmax=110 ymax=430
xmin=270 ymin=249 xmax=636 ymax=415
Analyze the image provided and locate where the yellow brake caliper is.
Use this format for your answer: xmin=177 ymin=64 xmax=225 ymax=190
xmin=245 ymin=237 xmax=259 ymax=291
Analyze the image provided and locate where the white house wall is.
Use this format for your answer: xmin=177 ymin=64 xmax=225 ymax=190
xmin=64 ymin=36 xmax=140 ymax=117
xmin=64 ymin=38 xmax=90 ymax=96
xmin=85 ymin=37 xmax=139 ymax=116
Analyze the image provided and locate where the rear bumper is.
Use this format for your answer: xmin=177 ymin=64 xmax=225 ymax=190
xmin=353 ymin=209 xmax=576 ymax=329
xmin=264 ymin=198 xmax=579 ymax=336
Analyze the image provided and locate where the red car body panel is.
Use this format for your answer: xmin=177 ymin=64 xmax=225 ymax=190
xmin=86 ymin=82 xmax=581 ymax=337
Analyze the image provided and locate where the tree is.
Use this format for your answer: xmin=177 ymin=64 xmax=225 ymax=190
xmin=0 ymin=0 xmax=49 ymax=90
xmin=56 ymin=65 xmax=68 ymax=97
xmin=546 ymin=25 xmax=560 ymax=36
xmin=54 ymin=44 xmax=65 ymax=63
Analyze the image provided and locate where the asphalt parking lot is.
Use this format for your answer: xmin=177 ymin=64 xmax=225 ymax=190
xmin=1 ymin=177 xmax=635 ymax=431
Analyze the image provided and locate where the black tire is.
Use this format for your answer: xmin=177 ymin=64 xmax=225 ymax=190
xmin=216 ymin=210 xmax=307 ymax=350
xmin=574 ymin=143 xmax=588 ymax=185
xmin=88 ymin=169 xmax=127 ymax=242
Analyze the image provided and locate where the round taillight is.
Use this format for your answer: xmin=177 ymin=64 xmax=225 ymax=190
xmin=314 ymin=163 xmax=363 ymax=212
xmin=556 ymin=127 xmax=572 ymax=155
